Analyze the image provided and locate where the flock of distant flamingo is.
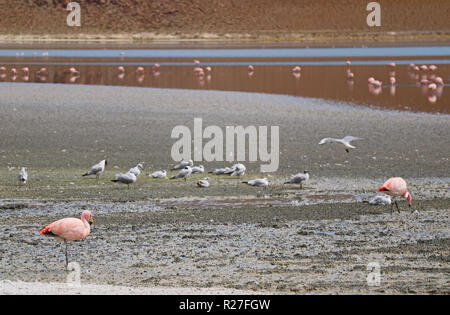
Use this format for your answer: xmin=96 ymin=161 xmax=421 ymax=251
xmin=0 ymin=58 xmax=445 ymax=103
xmin=345 ymin=60 xmax=445 ymax=103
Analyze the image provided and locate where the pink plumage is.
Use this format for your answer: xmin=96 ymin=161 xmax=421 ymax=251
xmin=378 ymin=177 xmax=413 ymax=210
xmin=39 ymin=210 xmax=93 ymax=266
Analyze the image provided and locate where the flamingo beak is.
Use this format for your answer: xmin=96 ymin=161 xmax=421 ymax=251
xmin=378 ymin=186 xmax=389 ymax=192
xmin=89 ymin=217 xmax=94 ymax=225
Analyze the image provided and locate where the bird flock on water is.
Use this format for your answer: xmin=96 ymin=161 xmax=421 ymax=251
xmin=4 ymin=58 xmax=421 ymax=266
xmin=345 ymin=60 xmax=445 ymax=103
xmin=2 ymin=55 xmax=445 ymax=104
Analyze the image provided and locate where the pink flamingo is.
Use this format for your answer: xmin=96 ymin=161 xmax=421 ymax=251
xmin=389 ymin=76 xmax=396 ymax=85
xmin=428 ymin=95 xmax=437 ymax=103
xmin=378 ymin=177 xmax=413 ymax=213
xmin=388 ymin=62 xmax=396 ymax=68
xmin=428 ymin=65 xmax=437 ymax=72
xmin=433 ymin=77 xmax=444 ymax=85
xmin=346 ymin=61 xmax=351 ymax=66
xmin=0 ymin=66 xmax=6 ymax=72
xmin=37 ymin=67 xmax=47 ymax=75
xmin=419 ymin=65 xmax=428 ymax=71
xmin=194 ymin=59 xmax=200 ymax=65
xmin=346 ymin=71 xmax=354 ymax=80
xmin=371 ymin=80 xmax=382 ymax=88
xmin=248 ymin=65 xmax=254 ymax=77
xmin=292 ymin=66 xmax=301 ymax=73
xmin=39 ymin=210 xmax=93 ymax=266
xmin=193 ymin=66 xmax=203 ymax=74
xmin=428 ymin=83 xmax=437 ymax=91
xmin=136 ymin=66 xmax=145 ymax=74
xmin=117 ymin=66 xmax=125 ymax=73
xmin=66 ymin=67 xmax=80 ymax=75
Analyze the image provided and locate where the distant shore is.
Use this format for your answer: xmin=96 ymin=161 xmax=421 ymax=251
xmin=1 ymin=31 xmax=449 ymax=43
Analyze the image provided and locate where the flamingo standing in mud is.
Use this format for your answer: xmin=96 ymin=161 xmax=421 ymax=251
xmin=378 ymin=177 xmax=413 ymax=213
xmin=39 ymin=210 xmax=94 ymax=267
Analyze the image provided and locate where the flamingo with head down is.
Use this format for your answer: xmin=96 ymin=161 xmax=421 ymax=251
xmin=378 ymin=177 xmax=413 ymax=213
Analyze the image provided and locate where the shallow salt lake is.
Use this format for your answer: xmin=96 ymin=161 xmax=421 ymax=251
xmin=0 ymin=43 xmax=449 ymax=114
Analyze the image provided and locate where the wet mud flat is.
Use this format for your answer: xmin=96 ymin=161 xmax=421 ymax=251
xmin=0 ymin=199 xmax=449 ymax=294
xmin=0 ymin=84 xmax=449 ymax=293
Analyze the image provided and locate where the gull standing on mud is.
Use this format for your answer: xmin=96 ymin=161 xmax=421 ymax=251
xmin=82 ymin=160 xmax=107 ymax=179
xmin=150 ymin=170 xmax=167 ymax=179
xmin=172 ymin=159 xmax=193 ymax=170
xmin=378 ymin=177 xmax=413 ymax=213
xmin=243 ymin=178 xmax=269 ymax=188
xmin=209 ymin=167 xmax=233 ymax=175
xmin=197 ymin=177 xmax=210 ymax=188
xmin=284 ymin=170 xmax=309 ymax=188
xmin=39 ymin=210 xmax=93 ymax=267
xmin=318 ymin=136 xmax=363 ymax=153
xmin=363 ymin=194 xmax=392 ymax=206
xmin=18 ymin=167 xmax=28 ymax=184
xmin=129 ymin=163 xmax=144 ymax=177
xmin=230 ymin=163 xmax=246 ymax=177
xmin=191 ymin=165 xmax=205 ymax=174
xmin=171 ymin=166 xmax=192 ymax=181
xmin=111 ymin=172 xmax=137 ymax=188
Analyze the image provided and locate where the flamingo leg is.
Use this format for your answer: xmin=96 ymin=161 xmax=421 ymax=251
xmin=65 ymin=240 xmax=68 ymax=267
xmin=394 ymin=201 xmax=400 ymax=213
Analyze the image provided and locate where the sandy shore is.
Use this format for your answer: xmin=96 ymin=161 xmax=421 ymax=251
xmin=0 ymin=84 xmax=449 ymax=294
xmin=0 ymin=280 xmax=262 ymax=295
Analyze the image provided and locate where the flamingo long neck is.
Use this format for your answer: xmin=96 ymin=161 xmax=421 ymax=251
xmin=81 ymin=216 xmax=91 ymax=235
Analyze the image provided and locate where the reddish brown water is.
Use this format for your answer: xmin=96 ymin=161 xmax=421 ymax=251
xmin=0 ymin=54 xmax=448 ymax=114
